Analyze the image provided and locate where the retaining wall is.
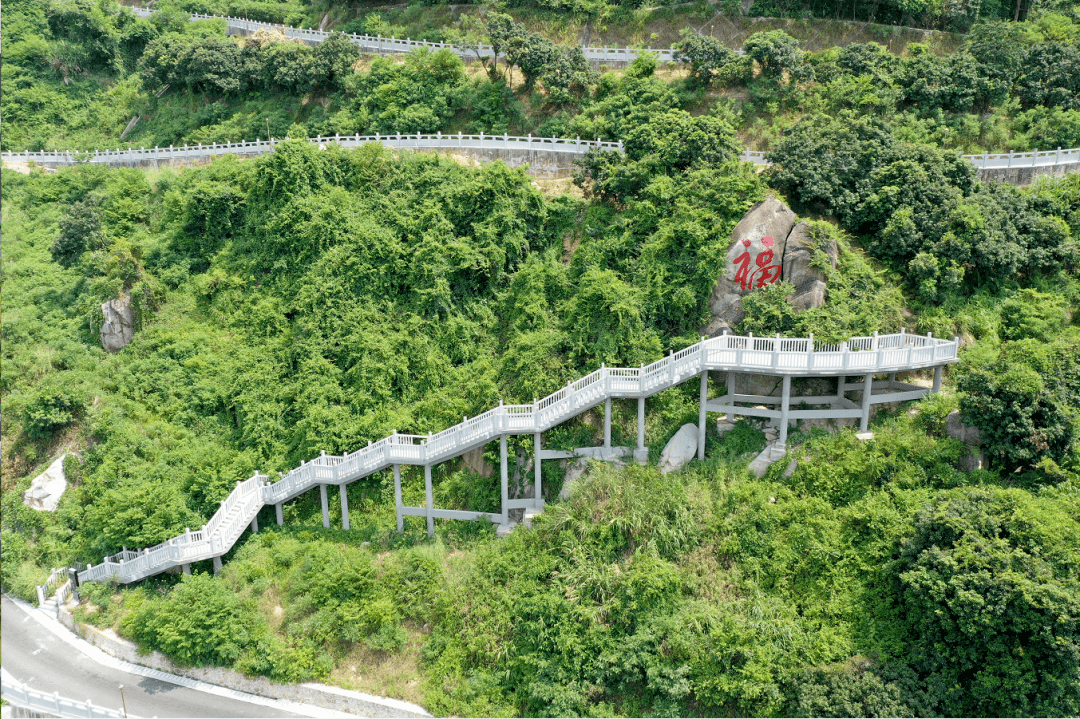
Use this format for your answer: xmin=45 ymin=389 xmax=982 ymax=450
xmin=977 ymin=162 xmax=1080 ymax=185
xmin=57 ymin=604 xmax=430 ymax=718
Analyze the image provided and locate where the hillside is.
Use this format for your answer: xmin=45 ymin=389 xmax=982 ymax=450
xmin=2 ymin=1 xmax=1080 ymax=717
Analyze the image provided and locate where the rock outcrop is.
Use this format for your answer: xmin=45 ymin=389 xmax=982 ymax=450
xmin=703 ymin=202 xmax=844 ymax=335
xmin=946 ymin=410 xmax=987 ymax=472
xmin=705 ymin=198 xmax=797 ymax=333
xmin=658 ymin=423 xmax=699 ymax=474
xmin=23 ymin=455 xmax=68 ymax=512
xmin=100 ymin=293 xmax=135 ymax=353
xmin=782 ymin=221 xmax=838 ymax=313
xmin=462 ymin=447 xmax=495 ymax=478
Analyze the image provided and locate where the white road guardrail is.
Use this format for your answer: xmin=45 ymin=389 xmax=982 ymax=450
xmin=1 ymin=669 xmax=129 ymax=719
xmin=1 ymin=133 xmax=624 ymax=168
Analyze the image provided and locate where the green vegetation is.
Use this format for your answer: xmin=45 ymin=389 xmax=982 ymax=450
xmin=3 ymin=0 xmax=1079 ymax=716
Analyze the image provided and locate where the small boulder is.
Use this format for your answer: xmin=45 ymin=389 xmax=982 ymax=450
xmin=705 ymin=198 xmax=797 ymax=333
xmin=959 ymin=448 xmax=987 ymax=473
xmin=100 ymin=293 xmax=135 ymax=353
xmin=23 ymin=455 xmax=68 ymax=512
xmin=559 ymin=458 xmax=590 ymax=499
xmin=945 ymin=410 xmax=983 ymax=446
xmin=782 ymin=221 xmax=837 ymax=313
xmin=658 ymin=423 xmax=699 ymax=474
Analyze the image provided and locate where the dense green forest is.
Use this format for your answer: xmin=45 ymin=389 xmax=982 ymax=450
xmin=2 ymin=0 xmax=1080 ymax=716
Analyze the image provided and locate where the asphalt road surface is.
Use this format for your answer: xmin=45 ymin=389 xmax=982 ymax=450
xmin=1 ymin=595 xmax=299 ymax=718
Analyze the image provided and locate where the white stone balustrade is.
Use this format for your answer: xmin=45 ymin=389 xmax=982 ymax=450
xmin=76 ymin=331 xmax=958 ymax=585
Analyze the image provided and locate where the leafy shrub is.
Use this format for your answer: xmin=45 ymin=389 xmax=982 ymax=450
xmin=897 ymin=487 xmax=1080 ymax=716
xmin=122 ymin=573 xmax=267 ymax=666
xmin=959 ymin=333 xmax=1080 ymax=473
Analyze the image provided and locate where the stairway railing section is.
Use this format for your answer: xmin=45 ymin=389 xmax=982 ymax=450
xmin=77 ymin=330 xmax=958 ymax=585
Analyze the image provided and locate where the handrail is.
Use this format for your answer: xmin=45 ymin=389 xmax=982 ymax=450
xmin=0 ymin=133 xmax=624 ymax=167
xmin=78 ymin=330 xmax=958 ymax=585
xmin=4 ymin=132 xmax=1075 ymax=172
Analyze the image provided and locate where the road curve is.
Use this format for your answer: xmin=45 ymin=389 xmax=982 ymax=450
xmin=1 ymin=595 xmax=299 ymax=718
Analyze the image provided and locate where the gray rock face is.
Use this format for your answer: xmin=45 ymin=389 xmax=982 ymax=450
xmin=100 ymin=293 xmax=135 ymax=352
xmin=658 ymin=423 xmax=699 ymax=474
xmin=462 ymin=447 xmax=494 ymax=478
xmin=705 ymin=198 xmax=797 ymax=333
xmin=783 ymin=221 xmax=838 ymax=313
xmin=946 ymin=410 xmax=983 ymax=446
xmin=559 ymin=459 xmax=589 ymax=499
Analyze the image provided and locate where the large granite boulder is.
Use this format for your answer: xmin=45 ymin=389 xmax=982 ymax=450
xmin=705 ymin=198 xmax=797 ymax=334
xmin=23 ymin=455 xmax=68 ymax=512
xmin=462 ymin=447 xmax=494 ymax=478
xmin=100 ymin=293 xmax=135 ymax=352
xmin=783 ymin=221 xmax=838 ymax=313
xmin=658 ymin=423 xmax=699 ymax=474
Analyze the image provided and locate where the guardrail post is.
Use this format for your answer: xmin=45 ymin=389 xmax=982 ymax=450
xmin=1008 ymin=150 xmax=1013 ymax=168
xmin=807 ymin=332 xmax=815 ymax=371
xmin=772 ymin=333 xmax=780 ymax=369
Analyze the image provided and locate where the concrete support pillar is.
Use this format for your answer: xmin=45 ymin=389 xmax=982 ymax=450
xmin=534 ymin=432 xmax=543 ymax=508
xmin=424 ymin=465 xmax=434 ymax=537
xmin=250 ymin=516 xmax=258 ymax=534
xmin=319 ymin=484 xmax=329 ymax=529
xmin=860 ymin=373 xmax=874 ymax=432
xmin=888 ymin=372 xmax=897 ymax=384
xmin=339 ymin=484 xmax=350 ymax=531
xmin=698 ymin=371 xmax=708 ymax=460
xmin=182 ymin=563 xmax=191 ymax=575
xmin=726 ymin=372 xmax=737 ymax=420
xmin=778 ymin=375 xmax=792 ymax=448
xmin=635 ymin=396 xmax=646 ymax=465
xmin=837 ymin=374 xmax=847 ymax=401
xmin=394 ymin=465 xmax=403 ymax=533
xmin=603 ymin=398 xmax=612 ymax=448
xmin=212 ymin=556 xmax=222 ymax=576
xmin=933 ymin=366 xmax=943 ymax=393
xmin=501 ymin=436 xmax=510 ymax=524
xmin=275 ymin=502 xmax=283 ymax=526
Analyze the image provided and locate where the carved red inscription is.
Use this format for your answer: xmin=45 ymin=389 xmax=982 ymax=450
xmin=732 ymin=236 xmax=782 ymax=290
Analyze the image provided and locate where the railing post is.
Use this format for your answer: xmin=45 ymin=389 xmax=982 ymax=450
xmin=772 ymin=333 xmax=780 ymax=369
xmin=808 ymin=332 xmax=815 ymax=371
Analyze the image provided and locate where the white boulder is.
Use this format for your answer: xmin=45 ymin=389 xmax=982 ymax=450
xmin=100 ymin=293 xmax=134 ymax=353
xmin=658 ymin=423 xmax=699 ymax=474
xmin=23 ymin=455 xmax=68 ymax=512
